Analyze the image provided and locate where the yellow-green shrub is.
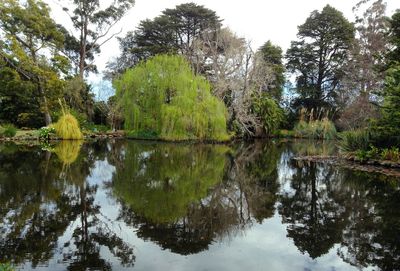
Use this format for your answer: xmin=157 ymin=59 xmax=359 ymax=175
xmin=53 ymin=113 xmax=83 ymax=140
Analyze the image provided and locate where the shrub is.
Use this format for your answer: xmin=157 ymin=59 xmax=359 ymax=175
xmin=53 ymin=114 xmax=83 ymax=140
xmin=381 ymin=147 xmax=400 ymax=162
xmin=0 ymin=124 xmax=17 ymax=137
xmin=339 ymin=129 xmax=370 ymax=153
xmin=39 ymin=126 xmax=56 ymax=140
xmin=114 ymin=54 xmax=230 ymax=141
xmin=252 ymin=94 xmax=284 ymax=135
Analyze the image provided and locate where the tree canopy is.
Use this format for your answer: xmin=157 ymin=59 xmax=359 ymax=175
xmin=106 ymin=2 xmax=221 ymax=76
xmin=286 ymin=5 xmax=355 ymax=112
xmin=114 ymin=54 xmax=230 ymax=141
xmin=0 ymin=0 xmax=68 ymax=125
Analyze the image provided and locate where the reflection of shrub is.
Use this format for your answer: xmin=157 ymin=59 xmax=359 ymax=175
xmin=339 ymin=129 xmax=370 ymax=153
xmin=126 ymin=129 xmax=158 ymax=139
xmin=0 ymin=124 xmax=17 ymax=137
xmin=0 ymin=263 xmax=15 ymax=271
xmin=294 ymin=118 xmax=336 ymax=140
xmin=54 ymin=140 xmax=82 ymax=165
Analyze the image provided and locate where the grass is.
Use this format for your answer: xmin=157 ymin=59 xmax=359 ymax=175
xmin=339 ymin=129 xmax=370 ymax=153
xmin=293 ymin=118 xmax=337 ymax=140
xmin=0 ymin=124 xmax=17 ymax=137
xmin=53 ymin=113 xmax=83 ymax=140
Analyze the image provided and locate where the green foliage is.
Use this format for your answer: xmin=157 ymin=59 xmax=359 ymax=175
xmin=275 ymin=129 xmax=295 ymax=138
xmin=63 ymin=77 xmax=95 ymax=120
xmin=38 ymin=126 xmax=56 ymax=140
xmin=53 ymin=114 xmax=83 ymax=140
xmin=286 ymin=5 xmax=354 ymax=111
xmin=114 ymin=55 xmax=230 ymax=141
xmin=353 ymin=145 xmax=400 ymax=163
xmin=0 ymin=67 xmax=43 ymax=127
xmin=61 ymin=0 xmax=134 ymax=77
xmin=375 ymin=64 xmax=400 ymax=141
xmin=339 ymin=129 xmax=371 ymax=153
xmin=0 ymin=263 xmax=14 ymax=271
xmin=387 ymin=10 xmax=400 ymax=64
xmin=380 ymin=147 xmax=400 ymax=162
xmin=109 ymin=3 xmax=221 ymax=74
xmin=294 ymin=118 xmax=337 ymax=140
xmin=252 ymin=94 xmax=284 ymax=135
xmin=112 ymin=142 xmax=229 ymax=223
xmin=258 ymin=41 xmax=285 ymax=101
xmin=0 ymin=124 xmax=17 ymax=138
xmin=0 ymin=0 xmax=68 ymax=125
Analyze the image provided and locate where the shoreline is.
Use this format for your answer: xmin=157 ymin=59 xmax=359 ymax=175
xmin=293 ymin=155 xmax=400 ymax=178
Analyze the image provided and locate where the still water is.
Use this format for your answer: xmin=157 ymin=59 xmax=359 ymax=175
xmin=0 ymin=140 xmax=399 ymax=271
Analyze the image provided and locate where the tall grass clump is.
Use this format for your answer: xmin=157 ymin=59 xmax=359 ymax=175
xmin=53 ymin=100 xmax=83 ymax=140
xmin=293 ymin=108 xmax=337 ymax=140
xmin=114 ymin=54 xmax=230 ymax=141
xmin=0 ymin=124 xmax=17 ymax=138
xmin=339 ymin=129 xmax=370 ymax=153
xmin=294 ymin=118 xmax=337 ymax=139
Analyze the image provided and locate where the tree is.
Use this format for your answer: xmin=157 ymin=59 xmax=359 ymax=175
xmin=0 ymin=66 xmax=43 ymax=127
xmin=257 ymin=41 xmax=285 ymax=101
xmin=61 ymin=0 xmax=135 ymax=79
xmin=0 ymin=0 xmax=68 ymax=125
xmin=286 ymin=5 xmax=354 ymax=113
xmin=387 ymin=9 xmax=400 ymax=64
xmin=106 ymin=2 xmax=221 ymax=76
xmin=336 ymin=0 xmax=388 ymax=130
xmin=376 ymin=64 xmax=400 ymax=142
xmin=191 ymin=28 xmax=283 ymax=137
xmin=114 ymin=55 xmax=229 ymax=141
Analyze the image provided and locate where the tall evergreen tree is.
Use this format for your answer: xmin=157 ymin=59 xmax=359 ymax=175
xmin=286 ymin=5 xmax=355 ymax=113
xmin=106 ymin=2 xmax=221 ymax=76
xmin=257 ymin=41 xmax=285 ymax=101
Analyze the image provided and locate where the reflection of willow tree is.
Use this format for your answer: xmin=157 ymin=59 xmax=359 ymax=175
xmin=112 ymin=142 xmax=230 ymax=254
xmin=278 ymin=160 xmax=349 ymax=258
xmin=0 ymin=142 xmax=135 ymax=268
xmin=112 ymin=142 xmax=230 ymax=223
xmin=337 ymin=170 xmax=400 ymax=271
xmin=113 ymin=140 xmax=281 ymax=255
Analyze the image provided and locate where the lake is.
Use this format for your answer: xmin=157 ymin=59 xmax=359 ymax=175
xmin=0 ymin=139 xmax=399 ymax=271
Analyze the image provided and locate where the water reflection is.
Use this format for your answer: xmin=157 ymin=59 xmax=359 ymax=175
xmin=0 ymin=140 xmax=399 ymax=270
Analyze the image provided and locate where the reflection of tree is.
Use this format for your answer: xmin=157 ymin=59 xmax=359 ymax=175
xmin=113 ymin=140 xmax=281 ymax=255
xmin=0 ymin=142 xmax=135 ymax=268
xmin=226 ymin=140 xmax=281 ymax=223
xmin=278 ymin=160 xmax=349 ymax=258
xmin=337 ymin=170 xmax=400 ymax=270
xmin=112 ymin=142 xmax=230 ymax=224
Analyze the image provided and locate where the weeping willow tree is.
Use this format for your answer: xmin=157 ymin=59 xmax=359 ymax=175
xmin=114 ymin=55 xmax=230 ymax=141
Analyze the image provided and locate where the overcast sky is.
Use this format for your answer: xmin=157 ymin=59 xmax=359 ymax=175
xmin=47 ymin=0 xmax=399 ymax=94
